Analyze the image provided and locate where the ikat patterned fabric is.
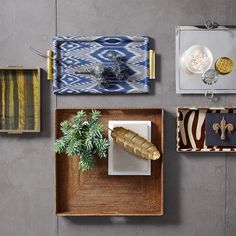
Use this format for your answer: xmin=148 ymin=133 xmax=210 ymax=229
xmin=53 ymin=36 xmax=150 ymax=94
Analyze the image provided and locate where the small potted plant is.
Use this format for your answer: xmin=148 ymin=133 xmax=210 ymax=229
xmin=54 ymin=109 xmax=110 ymax=171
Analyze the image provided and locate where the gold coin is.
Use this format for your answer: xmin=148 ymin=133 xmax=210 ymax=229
xmin=215 ymin=57 xmax=234 ymax=75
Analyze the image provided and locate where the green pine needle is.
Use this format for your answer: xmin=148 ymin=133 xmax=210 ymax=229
xmin=53 ymin=109 xmax=110 ymax=171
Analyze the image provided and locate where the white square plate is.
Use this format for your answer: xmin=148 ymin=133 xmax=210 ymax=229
xmin=108 ymin=120 xmax=151 ymax=175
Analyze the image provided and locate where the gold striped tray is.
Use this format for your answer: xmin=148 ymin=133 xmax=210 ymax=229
xmin=0 ymin=68 xmax=41 ymax=133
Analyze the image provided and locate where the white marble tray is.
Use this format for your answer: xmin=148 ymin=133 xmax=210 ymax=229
xmin=176 ymin=25 xmax=236 ymax=94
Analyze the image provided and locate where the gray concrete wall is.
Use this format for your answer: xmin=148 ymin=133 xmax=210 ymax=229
xmin=0 ymin=0 xmax=235 ymax=235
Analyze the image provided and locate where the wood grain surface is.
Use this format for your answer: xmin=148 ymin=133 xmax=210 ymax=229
xmin=55 ymin=108 xmax=164 ymax=216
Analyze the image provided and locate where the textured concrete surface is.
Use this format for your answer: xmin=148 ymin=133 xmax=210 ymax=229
xmin=0 ymin=0 xmax=235 ymax=235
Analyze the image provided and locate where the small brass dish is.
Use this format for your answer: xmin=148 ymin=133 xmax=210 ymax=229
xmin=215 ymin=57 xmax=234 ymax=75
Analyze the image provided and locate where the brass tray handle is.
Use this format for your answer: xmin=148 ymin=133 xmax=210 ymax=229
xmin=47 ymin=50 xmax=53 ymax=81
xmin=149 ymin=50 xmax=155 ymax=79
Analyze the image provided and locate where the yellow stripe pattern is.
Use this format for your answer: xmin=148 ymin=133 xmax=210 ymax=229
xmin=33 ymin=71 xmax=40 ymax=131
xmin=0 ymin=69 xmax=40 ymax=132
xmin=9 ymin=72 xmax=14 ymax=129
xmin=17 ymin=70 xmax=25 ymax=130
xmin=1 ymin=71 xmax=6 ymax=129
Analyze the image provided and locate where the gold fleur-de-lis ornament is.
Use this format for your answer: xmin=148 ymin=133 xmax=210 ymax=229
xmin=212 ymin=117 xmax=234 ymax=140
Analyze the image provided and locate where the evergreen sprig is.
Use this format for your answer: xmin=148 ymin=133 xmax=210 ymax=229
xmin=54 ymin=109 xmax=110 ymax=171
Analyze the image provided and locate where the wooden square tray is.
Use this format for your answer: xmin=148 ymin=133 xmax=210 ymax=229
xmin=177 ymin=107 xmax=236 ymax=152
xmin=55 ymin=108 xmax=164 ymax=216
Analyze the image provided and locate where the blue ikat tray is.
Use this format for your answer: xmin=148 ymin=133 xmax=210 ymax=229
xmin=52 ymin=36 xmax=150 ymax=94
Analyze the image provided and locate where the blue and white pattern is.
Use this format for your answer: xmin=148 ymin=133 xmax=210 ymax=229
xmin=53 ymin=36 xmax=150 ymax=94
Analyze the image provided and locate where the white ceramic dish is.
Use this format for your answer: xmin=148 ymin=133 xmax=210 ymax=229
xmin=108 ymin=120 xmax=151 ymax=176
xmin=180 ymin=44 xmax=213 ymax=74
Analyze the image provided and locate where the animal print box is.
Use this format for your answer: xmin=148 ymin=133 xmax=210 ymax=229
xmin=177 ymin=107 xmax=236 ymax=152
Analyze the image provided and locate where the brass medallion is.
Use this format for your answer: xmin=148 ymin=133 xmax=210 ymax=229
xmin=215 ymin=57 xmax=234 ymax=75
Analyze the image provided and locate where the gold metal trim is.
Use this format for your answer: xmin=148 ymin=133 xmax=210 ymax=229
xmin=149 ymin=50 xmax=155 ymax=79
xmin=47 ymin=50 xmax=53 ymax=80
xmin=7 ymin=65 xmax=23 ymax=68
xmin=7 ymin=130 xmax=23 ymax=134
